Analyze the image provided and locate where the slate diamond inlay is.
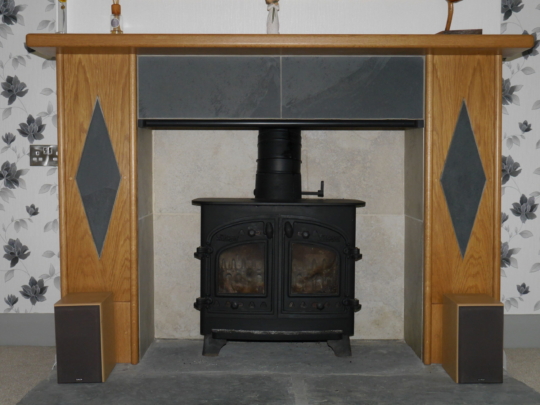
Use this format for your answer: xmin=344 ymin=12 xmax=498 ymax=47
xmin=440 ymin=101 xmax=486 ymax=257
xmin=76 ymin=99 xmax=121 ymax=257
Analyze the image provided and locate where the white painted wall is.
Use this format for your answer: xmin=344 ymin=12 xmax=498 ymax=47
xmin=68 ymin=0 xmax=500 ymax=35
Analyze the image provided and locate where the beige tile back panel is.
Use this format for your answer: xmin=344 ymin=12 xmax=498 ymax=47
xmin=353 ymin=214 xmax=405 ymax=339
xmin=154 ymin=130 xmax=405 ymax=215
xmin=154 ymin=130 xmax=258 ymax=214
xmin=154 ymin=213 xmax=202 ymax=339
xmin=153 ymin=130 xmax=406 ymax=339
xmin=303 ymin=130 xmax=405 ymax=215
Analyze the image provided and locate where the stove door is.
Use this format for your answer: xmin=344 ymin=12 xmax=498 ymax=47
xmin=205 ymin=220 xmax=274 ymax=314
xmin=281 ymin=220 xmax=351 ymax=315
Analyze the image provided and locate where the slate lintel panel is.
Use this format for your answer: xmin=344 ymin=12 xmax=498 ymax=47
xmin=138 ymin=56 xmax=425 ymax=121
xmin=138 ymin=56 xmax=281 ymax=120
xmin=281 ymin=56 xmax=424 ymax=120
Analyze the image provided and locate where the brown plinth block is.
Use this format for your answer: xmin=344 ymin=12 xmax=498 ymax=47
xmin=442 ymin=294 xmax=503 ymax=384
xmin=54 ymin=292 xmax=116 ymax=383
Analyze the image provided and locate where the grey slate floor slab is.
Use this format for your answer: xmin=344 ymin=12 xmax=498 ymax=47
xmin=18 ymin=340 xmax=540 ymax=405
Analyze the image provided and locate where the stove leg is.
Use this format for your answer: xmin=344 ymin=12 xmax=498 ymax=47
xmin=203 ymin=334 xmax=227 ymax=357
xmin=327 ymin=335 xmax=352 ymax=357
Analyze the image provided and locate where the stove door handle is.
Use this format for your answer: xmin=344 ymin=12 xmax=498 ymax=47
xmin=284 ymin=221 xmax=294 ymax=238
xmin=265 ymin=222 xmax=274 ymax=239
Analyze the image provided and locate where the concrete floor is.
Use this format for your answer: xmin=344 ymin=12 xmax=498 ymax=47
xmin=505 ymin=349 xmax=540 ymax=394
xmin=14 ymin=340 xmax=540 ymax=405
xmin=0 ymin=346 xmax=56 ymax=405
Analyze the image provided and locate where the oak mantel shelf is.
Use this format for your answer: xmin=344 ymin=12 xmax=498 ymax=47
xmin=26 ymin=34 xmax=534 ymax=59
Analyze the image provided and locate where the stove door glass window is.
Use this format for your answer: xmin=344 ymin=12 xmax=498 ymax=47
xmin=291 ymin=243 xmax=339 ymax=295
xmin=218 ymin=243 xmax=265 ymax=295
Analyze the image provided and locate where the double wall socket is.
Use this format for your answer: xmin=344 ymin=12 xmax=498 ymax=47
xmin=30 ymin=145 xmax=58 ymax=167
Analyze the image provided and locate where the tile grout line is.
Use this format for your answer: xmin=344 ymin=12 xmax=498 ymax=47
xmin=404 ymin=214 xmax=424 ymax=223
xmin=290 ymin=375 xmax=309 ymax=405
xmin=280 ymin=55 xmax=282 ymax=120
xmin=138 ymin=213 xmax=153 ymax=221
xmin=154 ymin=212 xmax=201 ymax=217
xmin=120 ymin=369 xmax=432 ymax=378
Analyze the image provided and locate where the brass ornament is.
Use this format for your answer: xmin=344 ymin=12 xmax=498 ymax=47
xmin=445 ymin=0 xmax=462 ymax=32
xmin=438 ymin=0 xmax=482 ymax=35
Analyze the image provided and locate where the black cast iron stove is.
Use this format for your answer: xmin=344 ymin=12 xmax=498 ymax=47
xmin=193 ymin=128 xmax=365 ymax=356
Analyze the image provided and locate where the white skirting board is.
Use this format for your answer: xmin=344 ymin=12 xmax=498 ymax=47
xmin=1 ymin=313 xmax=538 ymax=348
xmin=0 ymin=314 xmax=55 ymax=346
xmin=504 ymin=315 xmax=540 ymax=349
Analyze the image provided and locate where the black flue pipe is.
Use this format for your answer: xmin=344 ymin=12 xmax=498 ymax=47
xmin=254 ymin=128 xmax=302 ymax=201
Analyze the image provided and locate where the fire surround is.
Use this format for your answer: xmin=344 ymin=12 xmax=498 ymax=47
xmin=25 ymin=33 xmax=534 ymax=365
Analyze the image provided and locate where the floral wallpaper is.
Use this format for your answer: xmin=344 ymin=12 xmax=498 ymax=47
xmin=1 ymin=0 xmax=59 ymax=314
xmin=1 ymin=0 xmax=540 ymax=317
xmin=500 ymin=0 xmax=540 ymax=314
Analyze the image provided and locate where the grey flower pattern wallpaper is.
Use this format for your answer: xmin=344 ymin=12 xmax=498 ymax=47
xmin=1 ymin=0 xmax=59 ymax=314
xmin=500 ymin=0 xmax=540 ymax=313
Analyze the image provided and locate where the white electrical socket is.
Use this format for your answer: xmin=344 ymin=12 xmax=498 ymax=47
xmin=30 ymin=145 xmax=58 ymax=167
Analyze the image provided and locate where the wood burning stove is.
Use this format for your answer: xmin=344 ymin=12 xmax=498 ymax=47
xmin=193 ymin=128 xmax=365 ymax=356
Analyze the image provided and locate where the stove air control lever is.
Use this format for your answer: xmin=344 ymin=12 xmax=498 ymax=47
xmin=302 ymin=231 xmax=310 ymax=239
xmin=301 ymin=181 xmax=325 ymax=198
xmin=316 ymin=302 xmax=325 ymax=310
xmin=248 ymin=229 xmax=256 ymax=237
xmin=230 ymin=302 xmax=239 ymax=310
xmin=284 ymin=222 xmax=294 ymax=238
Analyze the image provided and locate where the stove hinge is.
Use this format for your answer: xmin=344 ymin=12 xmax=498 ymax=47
xmin=194 ymin=297 xmax=213 ymax=311
xmin=342 ymin=298 xmax=362 ymax=312
xmin=344 ymin=246 xmax=362 ymax=261
xmin=194 ymin=245 xmax=213 ymax=260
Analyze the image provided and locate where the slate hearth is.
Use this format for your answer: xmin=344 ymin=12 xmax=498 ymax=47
xmin=18 ymin=340 xmax=540 ymax=405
